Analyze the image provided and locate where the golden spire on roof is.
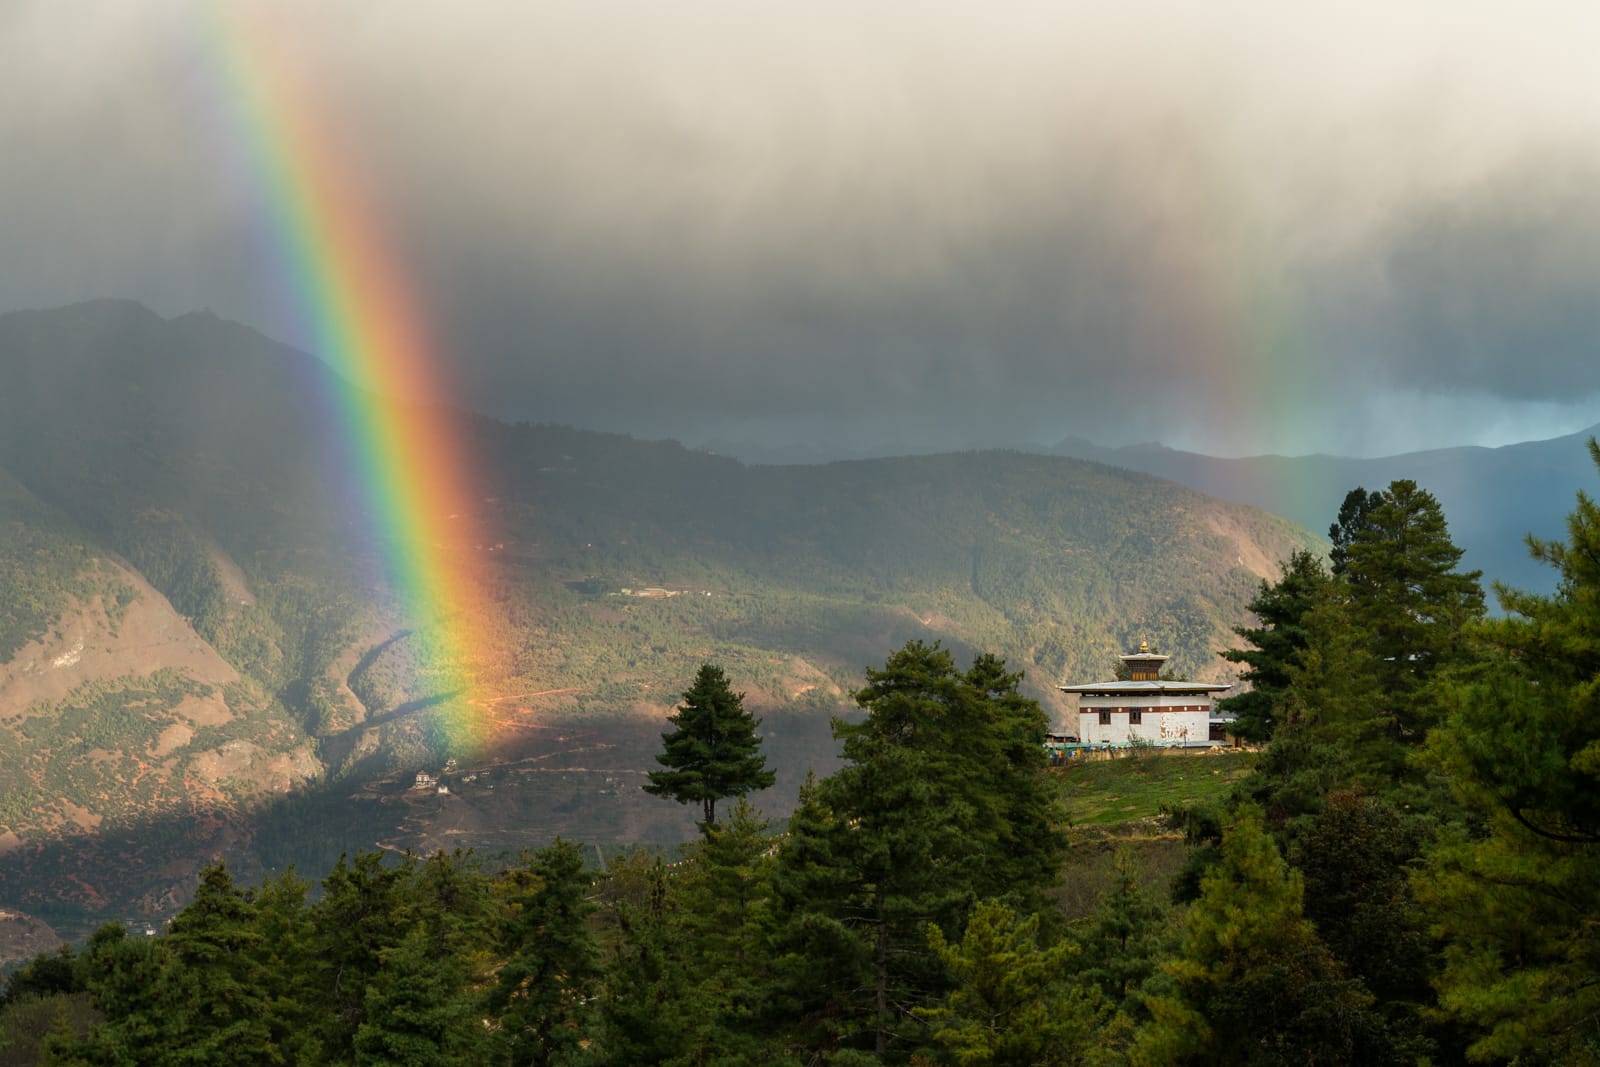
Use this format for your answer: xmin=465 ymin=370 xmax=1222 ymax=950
xmin=1139 ymin=639 xmax=1149 ymax=654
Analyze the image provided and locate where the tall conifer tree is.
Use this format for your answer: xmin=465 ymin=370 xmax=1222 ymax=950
xmin=1217 ymin=550 xmax=1330 ymax=742
xmin=1421 ymin=438 xmax=1600 ymax=1061
xmin=1136 ymin=811 xmax=1389 ymax=1066
xmin=644 ymin=664 xmax=775 ymax=832
xmin=490 ymin=839 xmax=600 ymax=1067
xmin=764 ymin=642 xmax=1065 ymax=1060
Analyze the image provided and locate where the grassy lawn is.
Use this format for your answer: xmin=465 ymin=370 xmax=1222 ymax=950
xmin=1054 ymin=748 xmax=1256 ymax=828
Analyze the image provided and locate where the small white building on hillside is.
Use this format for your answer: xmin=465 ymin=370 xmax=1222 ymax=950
xmin=1060 ymin=642 xmax=1233 ymax=747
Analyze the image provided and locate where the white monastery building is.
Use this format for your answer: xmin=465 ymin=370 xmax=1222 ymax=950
xmin=1060 ymin=642 xmax=1233 ymax=747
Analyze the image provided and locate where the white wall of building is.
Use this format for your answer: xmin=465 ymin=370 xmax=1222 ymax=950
xmin=1077 ymin=695 xmax=1214 ymax=746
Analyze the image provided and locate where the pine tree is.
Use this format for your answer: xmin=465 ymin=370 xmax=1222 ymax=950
xmin=1073 ymin=849 xmax=1172 ymax=1022
xmin=248 ymin=867 xmax=322 ymax=1063
xmin=762 ymin=642 xmax=1065 ymax=1060
xmin=1328 ymin=486 xmax=1385 ymax=577
xmin=1343 ymin=480 xmax=1485 ymax=713
xmin=597 ymin=799 xmax=777 ymax=1065
xmin=760 ymin=773 xmax=875 ymax=1058
xmin=489 ymin=839 xmax=600 ymax=1067
xmin=591 ymin=850 xmax=686 ymax=1066
xmin=1291 ymin=791 xmax=1437 ymax=1060
xmin=1216 ymin=550 xmax=1329 ymax=742
xmin=839 ymin=643 xmax=1065 ymax=904
xmin=672 ymin=799 xmax=773 ymax=1037
xmin=643 ymin=664 xmax=776 ymax=832
xmin=1255 ymin=481 xmax=1483 ymax=799
xmin=1420 ymin=437 xmax=1600 ymax=1061
xmin=919 ymin=900 xmax=1093 ymax=1066
xmin=354 ymin=923 xmax=488 ymax=1067
xmin=54 ymin=924 xmax=174 ymax=1065
xmin=1135 ymin=810 xmax=1387 ymax=1066
xmin=1258 ymin=586 xmax=1385 ymax=808
xmin=164 ymin=863 xmax=280 ymax=1064
xmin=308 ymin=852 xmax=416 ymax=1058
xmin=409 ymin=849 xmax=495 ymax=967
xmin=62 ymin=868 xmax=286 ymax=1067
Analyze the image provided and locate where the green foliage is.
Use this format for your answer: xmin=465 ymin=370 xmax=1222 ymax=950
xmin=1327 ymin=486 xmax=1384 ymax=577
xmin=489 ymin=839 xmax=600 ymax=1067
xmin=159 ymin=863 xmax=285 ymax=1064
xmin=1419 ymin=437 xmax=1600 ymax=1062
xmin=1071 ymin=849 xmax=1174 ymax=1023
xmin=1290 ymin=791 xmax=1437 ymax=1059
xmin=593 ymin=801 xmax=779 ymax=1065
xmin=589 ymin=849 xmax=675 ymax=1065
xmin=309 ymin=852 xmax=417 ymax=1056
xmin=1344 ymin=480 xmax=1485 ymax=710
xmin=0 ymin=945 xmax=96 ymax=1067
xmin=758 ymin=773 xmax=874 ymax=1056
xmin=63 ymin=923 xmax=179 ymax=1065
xmin=842 ymin=643 xmax=1067 ymax=902
xmin=0 ymin=475 xmax=99 ymax=662
xmin=353 ymin=924 xmax=489 ymax=1067
xmin=0 ymin=991 xmax=98 ymax=1067
xmin=1135 ymin=809 xmax=1388 ymax=1066
xmin=919 ymin=899 xmax=1094 ymax=1066
xmin=762 ymin=642 xmax=1067 ymax=1060
xmin=643 ymin=665 xmax=776 ymax=832
xmin=1 ymin=948 xmax=80 ymax=1010
xmin=1240 ymin=478 xmax=1483 ymax=815
xmin=667 ymin=800 xmax=774 ymax=1055
xmin=1215 ymin=550 xmax=1329 ymax=741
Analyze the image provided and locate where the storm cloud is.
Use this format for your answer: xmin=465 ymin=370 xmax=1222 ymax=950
xmin=5 ymin=1 xmax=1600 ymax=457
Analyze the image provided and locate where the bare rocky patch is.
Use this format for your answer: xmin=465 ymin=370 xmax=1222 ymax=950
xmin=1204 ymin=505 xmax=1295 ymax=580
xmin=0 ymin=559 xmax=237 ymax=717
xmin=151 ymin=722 xmax=194 ymax=757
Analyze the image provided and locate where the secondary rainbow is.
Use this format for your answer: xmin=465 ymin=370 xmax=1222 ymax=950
xmin=205 ymin=6 xmax=498 ymax=750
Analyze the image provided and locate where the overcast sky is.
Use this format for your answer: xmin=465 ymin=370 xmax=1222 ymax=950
xmin=6 ymin=1 xmax=1600 ymax=458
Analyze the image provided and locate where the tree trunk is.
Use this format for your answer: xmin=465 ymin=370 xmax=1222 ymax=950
xmin=875 ymin=918 xmax=889 ymax=1058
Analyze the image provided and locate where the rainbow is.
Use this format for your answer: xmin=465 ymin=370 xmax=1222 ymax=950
xmin=203 ymin=6 xmax=502 ymax=754
xmin=1135 ymin=148 xmax=1330 ymax=523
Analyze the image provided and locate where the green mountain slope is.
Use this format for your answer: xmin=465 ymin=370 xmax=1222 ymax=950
xmin=0 ymin=301 xmax=1322 ymax=928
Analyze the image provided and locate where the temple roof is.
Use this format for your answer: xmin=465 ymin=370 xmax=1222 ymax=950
xmin=1058 ymin=679 xmax=1231 ymax=694
xmin=1120 ymin=639 xmax=1171 ymax=662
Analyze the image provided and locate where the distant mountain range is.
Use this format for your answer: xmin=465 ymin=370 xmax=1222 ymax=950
xmin=0 ymin=300 xmax=1322 ymax=933
xmin=705 ymin=422 xmax=1599 ymax=596
xmin=1046 ymin=431 xmax=1599 ymax=595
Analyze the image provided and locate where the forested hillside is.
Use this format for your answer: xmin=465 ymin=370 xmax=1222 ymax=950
xmin=5 ymin=437 xmax=1597 ymax=1063
xmin=0 ymin=301 xmax=1317 ymax=930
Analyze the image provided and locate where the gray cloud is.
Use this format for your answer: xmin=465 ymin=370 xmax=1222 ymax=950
xmin=5 ymin=1 xmax=1600 ymax=457
xmin=1358 ymin=163 xmax=1600 ymax=399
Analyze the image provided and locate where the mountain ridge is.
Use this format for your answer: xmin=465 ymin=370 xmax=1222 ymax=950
xmin=1048 ymin=427 xmax=1600 ymax=593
